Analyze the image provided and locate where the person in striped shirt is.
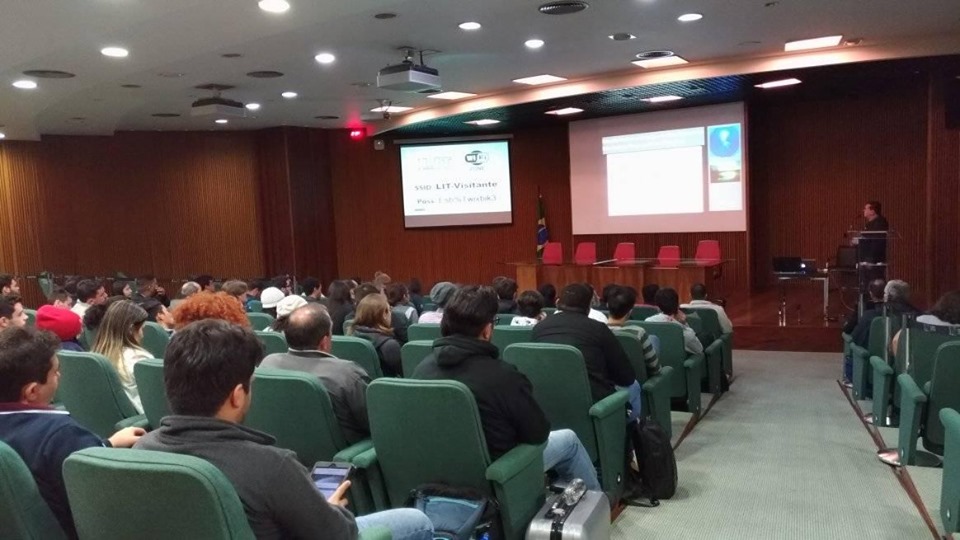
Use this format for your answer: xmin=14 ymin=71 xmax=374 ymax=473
xmin=605 ymin=285 xmax=661 ymax=378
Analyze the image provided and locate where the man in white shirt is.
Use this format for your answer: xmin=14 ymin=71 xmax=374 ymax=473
xmin=681 ymin=283 xmax=733 ymax=334
xmin=645 ymin=287 xmax=704 ymax=356
xmin=70 ymin=279 xmax=107 ymax=319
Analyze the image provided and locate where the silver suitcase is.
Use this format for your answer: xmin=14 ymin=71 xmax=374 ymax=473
xmin=525 ymin=489 xmax=610 ymax=540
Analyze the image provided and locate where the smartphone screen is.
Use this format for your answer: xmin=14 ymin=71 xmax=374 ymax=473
xmin=311 ymin=462 xmax=352 ymax=499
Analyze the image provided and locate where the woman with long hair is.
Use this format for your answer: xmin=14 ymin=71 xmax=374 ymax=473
xmin=349 ymin=294 xmax=402 ymax=376
xmin=92 ymin=300 xmax=151 ymax=413
xmin=327 ymin=280 xmax=355 ymax=335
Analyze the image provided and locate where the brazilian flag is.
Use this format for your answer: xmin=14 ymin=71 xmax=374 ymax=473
xmin=536 ymin=193 xmax=549 ymax=259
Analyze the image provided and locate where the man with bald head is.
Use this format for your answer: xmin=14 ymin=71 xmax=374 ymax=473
xmin=259 ymin=303 xmax=370 ymax=443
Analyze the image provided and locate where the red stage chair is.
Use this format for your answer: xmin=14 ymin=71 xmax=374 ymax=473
xmin=612 ymin=242 xmax=635 ymax=266
xmin=694 ymin=240 xmax=721 ymax=265
xmin=542 ymin=242 xmax=563 ymax=265
xmin=656 ymin=245 xmax=681 ymax=267
xmin=574 ymin=242 xmax=597 ymax=265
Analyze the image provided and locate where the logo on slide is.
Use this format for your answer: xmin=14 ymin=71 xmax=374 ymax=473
xmin=464 ymin=150 xmax=489 ymax=166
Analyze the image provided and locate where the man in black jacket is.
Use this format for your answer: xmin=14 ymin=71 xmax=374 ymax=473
xmin=413 ymin=285 xmax=600 ymax=490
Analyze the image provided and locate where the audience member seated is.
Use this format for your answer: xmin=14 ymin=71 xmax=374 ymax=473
xmin=72 ymin=279 xmax=107 ymax=319
xmin=194 ymin=274 xmax=215 ymax=293
xmin=386 ymin=282 xmax=419 ymax=332
xmin=171 ymin=291 xmax=250 ymax=330
xmin=0 ymin=295 xmax=28 ymax=329
xmin=136 ymin=320 xmax=433 ymax=540
xmin=272 ymin=274 xmax=294 ymax=296
xmin=681 ymin=283 xmax=734 ymax=334
xmin=646 ymin=287 xmax=704 ymax=356
xmin=538 ymin=283 xmax=557 ymax=309
xmin=111 ymin=280 xmax=133 ymax=298
xmin=81 ymin=295 xmax=125 ymax=336
xmin=48 ymin=287 xmax=74 ymax=310
xmin=532 ymin=283 xmax=637 ymax=404
xmin=413 ymin=286 xmax=601 ymax=491
xmin=220 ymin=280 xmax=248 ymax=307
xmin=261 ymin=304 xmax=371 ymax=444
xmin=327 ymin=280 xmax=355 ymax=336
xmin=146 ymin=302 xmax=176 ymax=333
xmin=0 ymin=273 xmax=20 ymax=295
xmin=92 ymin=301 xmax=151 ymax=412
xmin=843 ymin=279 xmax=886 ymax=341
xmin=511 ymin=290 xmax=547 ymax=326
xmin=640 ymin=283 xmax=660 ymax=308
xmin=373 ymin=271 xmax=392 ymax=292
xmin=259 ymin=287 xmax=285 ymax=319
xmin=418 ymin=281 xmax=457 ymax=324
xmin=132 ymin=275 xmax=170 ymax=312
xmin=606 ymin=286 xmax=661 ymax=378
xmin=493 ymin=276 xmax=519 ymax=314
xmin=597 ymin=284 xmax=619 ymax=312
xmin=245 ymin=278 xmax=267 ymax=312
xmin=179 ymin=281 xmax=201 ymax=299
xmin=916 ymin=290 xmax=960 ymax=327
xmin=585 ymin=284 xmax=610 ymax=323
xmin=349 ymin=294 xmax=403 ymax=377
xmin=301 ymin=277 xmax=326 ymax=305
xmin=269 ymin=295 xmax=308 ymax=332
xmin=0 ymin=327 xmax=144 ymax=538
xmin=36 ymin=305 xmax=84 ymax=352
xmin=408 ymin=277 xmax=425 ymax=314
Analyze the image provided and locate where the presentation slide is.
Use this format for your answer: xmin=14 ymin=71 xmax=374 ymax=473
xmin=569 ymin=102 xmax=747 ymax=234
xmin=399 ymin=140 xmax=513 ymax=228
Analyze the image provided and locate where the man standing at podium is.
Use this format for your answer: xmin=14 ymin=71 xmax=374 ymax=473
xmin=859 ymin=200 xmax=889 ymax=264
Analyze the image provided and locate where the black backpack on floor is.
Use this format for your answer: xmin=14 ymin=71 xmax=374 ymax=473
xmin=629 ymin=417 xmax=678 ymax=502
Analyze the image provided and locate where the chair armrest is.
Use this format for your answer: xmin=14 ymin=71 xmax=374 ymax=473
xmin=588 ymin=389 xmax=629 ymax=420
xmin=869 ymin=355 xmax=893 ymax=376
xmin=897 ymin=374 xmax=927 ymax=406
xmin=642 ymin=365 xmax=673 ymax=394
xmin=842 ymin=332 xmax=853 ymax=344
xmin=359 ymin=526 xmax=391 ymax=540
xmin=590 ymin=390 xmax=629 ymax=497
xmin=485 ymin=443 xmax=544 ymax=485
xmin=114 ymin=414 xmax=149 ymax=432
xmin=897 ymin=373 xmax=928 ymax=466
xmin=352 ymin=447 xmax=378 ymax=469
xmin=850 ymin=344 xmax=868 ymax=360
xmin=333 ymin=439 xmax=374 ymax=463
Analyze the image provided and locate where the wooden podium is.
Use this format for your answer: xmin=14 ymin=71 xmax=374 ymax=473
xmin=507 ymin=260 xmax=722 ymax=303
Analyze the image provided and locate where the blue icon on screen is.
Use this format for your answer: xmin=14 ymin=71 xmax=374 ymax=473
xmin=708 ymin=124 xmax=740 ymax=158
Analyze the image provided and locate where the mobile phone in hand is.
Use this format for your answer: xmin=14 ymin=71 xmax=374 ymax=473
xmin=311 ymin=461 xmax=355 ymax=499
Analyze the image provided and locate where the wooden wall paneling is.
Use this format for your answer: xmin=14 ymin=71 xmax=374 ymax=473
xmin=926 ymin=75 xmax=960 ymax=301
xmin=256 ymin=128 xmax=297 ymax=278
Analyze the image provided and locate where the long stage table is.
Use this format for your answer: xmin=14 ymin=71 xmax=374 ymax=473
xmin=509 ymin=260 xmax=722 ymax=304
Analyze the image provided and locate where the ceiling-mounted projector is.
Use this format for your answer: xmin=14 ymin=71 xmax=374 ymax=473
xmin=190 ymin=96 xmax=246 ymax=117
xmin=378 ymin=48 xmax=441 ymax=92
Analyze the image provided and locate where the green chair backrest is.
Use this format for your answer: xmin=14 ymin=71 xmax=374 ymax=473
xmin=400 ymin=340 xmax=434 ymax=377
xmin=923 ymin=343 xmax=960 ymax=454
xmin=38 ymin=276 xmax=55 ymax=299
xmin=56 ymin=351 xmax=140 ymax=438
xmin=630 ymin=306 xmax=659 ymax=321
xmin=614 ymin=331 xmax=651 ymax=384
xmin=63 ymin=448 xmax=255 ymax=540
xmin=407 ymin=323 xmax=442 ymax=342
xmin=245 ymin=368 xmax=346 ymax=465
xmin=490 ymin=326 xmax=534 ymax=357
xmin=899 ymin=323 xmax=960 ymax=388
xmin=246 ymin=312 xmax=274 ymax=330
xmin=255 ymin=331 xmax=289 ymax=356
xmin=343 ymin=318 xmax=355 ymax=334
xmin=866 ymin=316 xmax=893 ymax=359
xmin=0 ymin=440 xmax=67 ymax=540
xmin=421 ymin=302 xmax=438 ymax=313
xmin=24 ymin=309 xmax=36 ymax=328
xmin=247 ymin=300 xmax=263 ymax=313
xmin=141 ymin=322 xmax=171 ymax=359
xmin=367 ymin=379 xmax=493 ymax=506
xmin=683 ymin=307 xmax=723 ymax=338
xmin=502 ymin=343 xmax=600 ymax=460
xmin=497 ymin=314 xmax=517 ymax=326
xmin=331 ymin=335 xmax=383 ymax=378
xmin=940 ymin=408 xmax=960 ymax=533
xmin=133 ymin=358 xmax=169 ymax=429
xmin=78 ymin=327 xmax=97 ymax=351
xmin=631 ymin=321 xmax=690 ymax=397
xmin=684 ymin=312 xmax=704 ymax=338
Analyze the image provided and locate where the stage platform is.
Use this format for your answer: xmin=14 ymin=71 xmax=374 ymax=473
xmin=724 ymin=284 xmax=852 ymax=353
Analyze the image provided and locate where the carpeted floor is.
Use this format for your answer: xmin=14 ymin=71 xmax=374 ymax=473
xmin=612 ymin=350 xmax=933 ymax=539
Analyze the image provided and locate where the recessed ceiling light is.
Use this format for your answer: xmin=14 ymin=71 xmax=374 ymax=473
xmin=459 ymin=21 xmax=482 ymax=30
xmin=258 ymin=0 xmax=290 ymax=13
xmin=12 ymin=80 xmax=37 ymax=89
xmin=245 ymin=103 xmax=261 ymax=111
xmin=677 ymin=13 xmax=703 ymax=22
xmin=512 ymin=74 xmax=567 ymax=85
xmin=608 ymin=33 xmax=636 ymax=41
xmin=101 ymin=47 xmax=129 ymax=58
xmin=754 ymin=78 xmax=802 ymax=89
xmin=642 ymin=95 xmax=683 ymax=103
xmin=632 ymin=56 xmax=688 ymax=69
xmin=314 ymin=52 xmax=336 ymax=64
xmin=784 ymin=35 xmax=843 ymax=52
xmin=525 ymin=39 xmax=546 ymax=49
xmin=427 ymin=91 xmax=477 ymax=100
xmin=0 ymin=132 xmax=5 ymax=139
xmin=546 ymin=107 xmax=583 ymax=115
xmin=281 ymin=91 xmax=298 ymax=99
xmin=370 ymin=105 xmax=413 ymax=113
xmin=465 ymin=119 xmax=500 ymax=126
xmin=215 ymin=119 xmax=229 ymax=124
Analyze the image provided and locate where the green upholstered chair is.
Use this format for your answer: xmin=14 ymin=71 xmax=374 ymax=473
xmin=630 ymin=306 xmax=659 ymax=321
xmin=63 ymin=447 xmax=255 ymax=539
xmin=490 ymin=326 xmax=534 ymax=358
xmin=246 ymin=299 xmax=263 ymax=313
xmin=940 ymin=408 xmax=960 ymax=535
xmin=244 ymin=367 xmax=378 ymax=515
xmin=0 ymin=440 xmax=67 ymax=540
xmin=613 ymin=331 xmax=675 ymax=438
xmin=683 ymin=306 xmax=733 ymax=378
xmin=365 ymin=378 xmax=545 ymax=540
xmin=37 ymin=273 xmax=55 ymax=299
xmin=246 ymin=311 xmax=274 ymax=330
xmin=850 ymin=316 xmax=891 ymax=400
xmin=502 ymin=343 xmax=628 ymax=501
xmin=141 ymin=321 xmax=171 ymax=360
xmin=78 ymin=326 xmax=97 ymax=351
xmin=407 ymin=323 xmax=442 ymax=342
xmin=343 ymin=318 xmax=355 ymax=334
xmin=890 ymin=342 xmax=960 ymax=467
xmin=133 ymin=358 xmax=169 ymax=430
xmin=331 ymin=335 xmax=383 ymax=379
xmin=497 ymin=314 xmax=517 ymax=326
xmin=420 ymin=302 xmax=438 ymax=313
xmin=24 ymin=309 xmax=36 ymax=328
xmin=56 ymin=351 xmax=148 ymax=438
xmin=255 ymin=331 xmax=288 ymax=356
xmin=400 ymin=340 xmax=433 ymax=377
xmin=680 ymin=308 xmax=725 ymax=393
xmin=630 ymin=321 xmax=704 ymax=416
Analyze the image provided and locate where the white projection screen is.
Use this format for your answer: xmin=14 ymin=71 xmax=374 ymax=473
xmin=399 ymin=140 xmax=513 ymax=228
xmin=569 ymin=102 xmax=747 ymax=234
